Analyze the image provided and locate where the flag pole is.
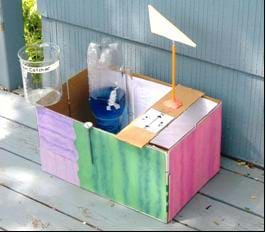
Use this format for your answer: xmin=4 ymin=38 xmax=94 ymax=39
xmin=165 ymin=40 xmax=182 ymax=109
xmin=171 ymin=40 xmax=176 ymax=101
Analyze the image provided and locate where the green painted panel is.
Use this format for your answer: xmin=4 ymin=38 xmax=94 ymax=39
xmin=74 ymin=122 xmax=94 ymax=190
xmin=73 ymin=121 xmax=168 ymax=221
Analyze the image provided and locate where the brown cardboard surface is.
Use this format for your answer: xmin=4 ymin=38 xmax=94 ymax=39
xmin=45 ymin=83 xmax=70 ymax=116
xmin=116 ymin=85 xmax=204 ymax=148
xmin=68 ymin=69 xmax=95 ymax=124
xmin=152 ymin=85 xmax=204 ymax=117
xmin=46 ymin=69 xmax=95 ymax=124
xmin=116 ymin=124 xmax=155 ymax=148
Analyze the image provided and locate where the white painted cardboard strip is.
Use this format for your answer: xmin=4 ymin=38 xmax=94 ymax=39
xmin=150 ymin=98 xmax=218 ymax=149
xmin=133 ymin=108 xmax=174 ymax=133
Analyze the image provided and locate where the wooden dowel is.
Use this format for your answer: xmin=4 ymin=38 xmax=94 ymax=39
xmin=171 ymin=42 xmax=176 ymax=101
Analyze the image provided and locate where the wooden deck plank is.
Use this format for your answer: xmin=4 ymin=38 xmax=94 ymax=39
xmin=0 ymin=92 xmax=37 ymax=129
xmin=0 ymin=118 xmax=40 ymax=163
xmin=200 ymin=169 xmax=264 ymax=217
xmin=0 ymin=186 xmax=97 ymax=231
xmin=175 ymin=194 xmax=264 ymax=231
xmin=221 ymin=157 xmax=264 ymax=183
xmin=0 ymin=149 xmax=192 ymax=231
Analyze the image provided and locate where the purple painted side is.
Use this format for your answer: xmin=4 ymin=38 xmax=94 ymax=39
xmin=40 ymin=146 xmax=80 ymax=186
xmin=38 ymin=126 xmax=78 ymax=160
xmin=36 ymin=107 xmax=78 ymax=161
xmin=168 ymin=104 xmax=222 ymax=221
xmin=37 ymin=107 xmax=75 ymax=139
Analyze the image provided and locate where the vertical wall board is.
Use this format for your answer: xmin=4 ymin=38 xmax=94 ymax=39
xmin=73 ymin=120 xmax=168 ymax=222
xmin=0 ymin=1 xmax=9 ymax=89
xmin=41 ymin=18 xmax=264 ymax=166
xmin=0 ymin=1 xmax=2 ymax=23
xmin=0 ymin=0 xmax=24 ymax=90
xmin=38 ymin=0 xmax=264 ymax=77
xmin=168 ymin=105 xmax=221 ymax=220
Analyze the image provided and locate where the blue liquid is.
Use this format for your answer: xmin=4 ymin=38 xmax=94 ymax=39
xmin=89 ymin=86 xmax=126 ymax=133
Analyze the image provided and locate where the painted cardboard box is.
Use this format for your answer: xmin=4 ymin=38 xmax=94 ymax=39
xmin=36 ymin=69 xmax=222 ymax=223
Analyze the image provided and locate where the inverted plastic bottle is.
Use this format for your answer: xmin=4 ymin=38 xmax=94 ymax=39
xmin=87 ymin=39 xmax=126 ymax=133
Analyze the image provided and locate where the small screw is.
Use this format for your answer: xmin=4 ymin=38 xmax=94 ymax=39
xmin=84 ymin=122 xmax=93 ymax=129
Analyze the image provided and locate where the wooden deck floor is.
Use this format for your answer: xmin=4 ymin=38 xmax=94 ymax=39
xmin=0 ymin=90 xmax=264 ymax=231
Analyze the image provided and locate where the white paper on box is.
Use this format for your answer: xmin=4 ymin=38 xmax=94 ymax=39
xmin=147 ymin=112 xmax=174 ymax=133
xmin=127 ymin=76 xmax=171 ymax=120
xmin=150 ymin=98 xmax=218 ymax=149
xmin=133 ymin=108 xmax=174 ymax=133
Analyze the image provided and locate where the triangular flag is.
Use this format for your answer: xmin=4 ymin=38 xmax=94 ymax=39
xmin=148 ymin=5 xmax=196 ymax=47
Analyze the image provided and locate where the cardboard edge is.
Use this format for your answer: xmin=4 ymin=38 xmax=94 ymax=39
xmin=149 ymin=97 xmax=222 ymax=150
xmin=203 ymin=95 xmax=221 ymax=104
xmin=132 ymin=73 xmax=171 ymax=87
xmin=168 ymin=102 xmax=222 ymax=150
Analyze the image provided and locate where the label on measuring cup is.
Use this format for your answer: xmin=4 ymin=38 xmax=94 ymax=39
xmin=22 ymin=61 xmax=59 ymax=74
xmin=21 ymin=67 xmax=29 ymax=99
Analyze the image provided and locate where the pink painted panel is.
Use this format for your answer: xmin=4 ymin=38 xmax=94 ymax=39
xmin=40 ymin=146 xmax=80 ymax=186
xmin=168 ymin=104 xmax=222 ymax=221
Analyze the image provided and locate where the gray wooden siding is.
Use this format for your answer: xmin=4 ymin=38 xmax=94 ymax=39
xmin=0 ymin=1 xmax=3 ymax=24
xmin=38 ymin=0 xmax=264 ymax=166
xmin=0 ymin=0 xmax=24 ymax=90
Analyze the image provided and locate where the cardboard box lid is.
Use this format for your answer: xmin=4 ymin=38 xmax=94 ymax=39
xmin=150 ymin=97 xmax=220 ymax=149
xmin=116 ymin=85 xmax=204 ymax=148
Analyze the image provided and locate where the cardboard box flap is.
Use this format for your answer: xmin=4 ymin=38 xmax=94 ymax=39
xmin=116 ymin=85 xmax=204 ymax=148
xmin=150 ymin=97 xmax=219 ymax=149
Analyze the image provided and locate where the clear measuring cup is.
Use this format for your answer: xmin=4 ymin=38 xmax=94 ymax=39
xmin=18 ymin=43 xmax=62 ymax=106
